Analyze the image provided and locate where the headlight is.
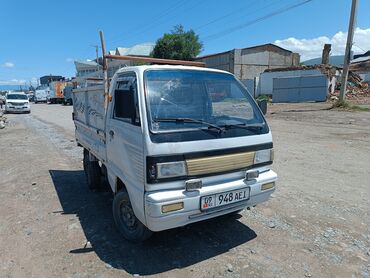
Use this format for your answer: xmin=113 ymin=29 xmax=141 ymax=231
xmin=254 ymin=149 xmax=274 ymax=164
xmin=156 ymin=161 xmax=187 ymax=179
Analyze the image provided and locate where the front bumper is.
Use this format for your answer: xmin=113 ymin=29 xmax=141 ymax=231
xmin=5 ymin=106 xmax=30 ymax=113
xmin=145 ymin=169 xmax=277 ymax=231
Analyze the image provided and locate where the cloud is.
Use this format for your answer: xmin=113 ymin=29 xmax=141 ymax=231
xmin=66 ymin=58 xmax=74 ymax=63
xmin=274 ymin=27 xmax=370 ymax=61
xmin=31 ymin=77 xmax=38 ymax=84
xmin=1 ymin=62 xmax=15 ymax=68
xmin=0 ymin=79 xmax=26 ymax=85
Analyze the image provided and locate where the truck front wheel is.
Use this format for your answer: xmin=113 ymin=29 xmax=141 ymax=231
xmin=113 ymin=190 xmax=152 ymax=242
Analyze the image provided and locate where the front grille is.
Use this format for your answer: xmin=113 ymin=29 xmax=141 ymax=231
xmin=186 ymin=151 xmax=255 ymax=176
xmin=9 ymin=102 xmax=26 ymax=106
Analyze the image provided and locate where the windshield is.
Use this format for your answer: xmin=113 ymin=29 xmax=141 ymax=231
xmin=6 ymin=94 xmax=28 ymax=100
xmin=145 ymin=70 xmax=266 ymax=133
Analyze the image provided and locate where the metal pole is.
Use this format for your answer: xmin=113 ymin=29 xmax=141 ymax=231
xmin=99 ymin=31 xmax=109 ymax=110
xmin=104 ymin=54 xmax=205 ymax=67
xmin=339 ymin=0 xmax=358 ymax=102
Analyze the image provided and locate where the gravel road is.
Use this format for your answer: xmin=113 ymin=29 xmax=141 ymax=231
xmin=0 ymin=103 xmax=369 ymax=278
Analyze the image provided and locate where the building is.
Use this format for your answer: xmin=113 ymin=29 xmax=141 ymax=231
xmin=74 ymin=42 xmax=155 ymax=87
xmin=195 ymin=43 xmax=300 ymax=81
xmin=40 ymin=75 xmax=64 ymax=86
xmin=350 ymin=52 xmax=370 ymax=82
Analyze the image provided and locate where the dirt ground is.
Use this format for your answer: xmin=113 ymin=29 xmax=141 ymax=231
xmin=0 ymin=102 xmax=369 ymax=278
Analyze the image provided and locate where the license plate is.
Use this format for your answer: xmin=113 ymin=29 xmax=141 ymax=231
xmin=200 ymin=188 xmax=250 ymax=210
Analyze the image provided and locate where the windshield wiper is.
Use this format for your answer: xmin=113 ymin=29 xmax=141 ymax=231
xmin=221 ymin=122 xmax=265 ymax=130
xmin=153 ymin=117 xmax=225 ymax=133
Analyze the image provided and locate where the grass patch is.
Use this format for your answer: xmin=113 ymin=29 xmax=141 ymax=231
xmin=352 ymin=105 xmax=370 ymax=112
xmin=331 ymin=100 xmax=370 ymax=112
xmin=256 ymin=94 xmax=271 ymax=102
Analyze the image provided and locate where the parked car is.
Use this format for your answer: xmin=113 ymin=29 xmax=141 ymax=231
xmin=62 ymin=85 xmax=73 ymax=105
xmin=27 ymin=93 xmax=35 ymax=102
xmin=4 ymin=92 xmax=31 ymax=113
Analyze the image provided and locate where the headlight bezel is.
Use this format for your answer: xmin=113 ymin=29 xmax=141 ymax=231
xmin=254 ymin=149 xmax=274 ymax=164
xmin=156 ymin=161 xmax=187 ymax=179
xmin=147 ymin=155 xmax=188 ymax=183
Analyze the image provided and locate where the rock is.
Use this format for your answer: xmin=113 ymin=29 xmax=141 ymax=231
xmin=226 ymin=263 xmax=233 ymax=272
xmin=104 ymin=263 xmax=112 ymax=269
xmin=304 ymin=272 xmax=312 ymax=277
xmin=250 ymin=249 xmax=256 ymax=254
xmin=31 ymin=182 xmax=37 ymax=185
xmin=85 ymin=241 xmax=92 ymax=249
xmin=133 ymin=274 xmax=140 ymax=277
xmin=269 ymin=222 xmax=276 ymax=228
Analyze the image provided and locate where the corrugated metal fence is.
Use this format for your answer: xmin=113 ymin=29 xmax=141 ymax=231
xmin=272 ymin=75 xmax=328 ymax=103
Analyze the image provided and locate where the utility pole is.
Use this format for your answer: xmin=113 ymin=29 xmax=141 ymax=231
xmin=91 ymin=45 xmax=100 ymax=72
xmin=91 ymin=45 xmax=99 ymax=62
xmin=99 ymin=31 xmax=109 ymax=111
xmin=339 ymin=0 xmax=358 ymax=102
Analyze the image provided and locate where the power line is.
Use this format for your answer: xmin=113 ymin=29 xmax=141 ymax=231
xmin=202 ymin=0 xmax=313 ymax=42
xmin=194 ymin=0 xmax=262 ymax=31
xmin=106 ymin=0 xmax=208 ymax=47
xmin=105 ymin=0 xmax=189 ymax=45
xmin=197 ymin=0 xmax=284 ymax=37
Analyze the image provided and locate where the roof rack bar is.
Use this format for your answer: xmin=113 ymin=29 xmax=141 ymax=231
xmin=104 ymin=54 xmax=205 ymax=67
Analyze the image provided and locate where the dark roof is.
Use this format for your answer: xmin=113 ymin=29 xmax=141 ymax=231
xmin=353 ymin=51 xmax=370 ymax=59
xmin=241 ymin=43 xmax=293 ymax=53
xmin=196 ymin=43 xmax=293 ymax=59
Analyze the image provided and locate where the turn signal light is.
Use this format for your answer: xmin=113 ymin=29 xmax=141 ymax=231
xmin=161 ymin=202 xmax=184 ymax=213
xmin=261 ymin=182 xmax=275 ymax=191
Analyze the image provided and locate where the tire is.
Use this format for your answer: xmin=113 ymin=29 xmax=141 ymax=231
xmin=113 ymin=190 xmax=153 ymax=242
xmin=83 ymin=149 xmax=89 ymax=175
xmin=83 ymin=149 xmax=101 ymax=190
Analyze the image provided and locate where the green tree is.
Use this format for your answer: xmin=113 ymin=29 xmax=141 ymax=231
xmin=151 ymin=25 xmax=203 ymax=60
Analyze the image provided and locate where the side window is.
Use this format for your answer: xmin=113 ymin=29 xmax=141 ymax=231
xmin=113 ymin=74 xmax=140 ymax=125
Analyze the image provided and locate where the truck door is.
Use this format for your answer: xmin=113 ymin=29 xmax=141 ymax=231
xmin=106 ymin=73 xmax=145 ymax=209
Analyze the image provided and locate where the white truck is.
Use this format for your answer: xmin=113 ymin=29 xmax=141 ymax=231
xmin=73 ymin=64 xmax=277 ymax=242
xmin=34 ymin=88 xmax=49 ymax=103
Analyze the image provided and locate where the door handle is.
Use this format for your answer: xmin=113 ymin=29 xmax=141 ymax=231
xmin=109 ymin=130 xmax=114 ymax=138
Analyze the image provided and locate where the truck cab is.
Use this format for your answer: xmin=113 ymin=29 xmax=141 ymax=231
xmin=73 ymin=65 xmax=277 ymax=241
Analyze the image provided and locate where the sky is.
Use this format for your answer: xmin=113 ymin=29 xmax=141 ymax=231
xmin=1 ymin=0 xmax=370 ymax=88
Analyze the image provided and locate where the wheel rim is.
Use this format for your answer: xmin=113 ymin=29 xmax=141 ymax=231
xmin=119 ymin=202 xmax=137 ymax=231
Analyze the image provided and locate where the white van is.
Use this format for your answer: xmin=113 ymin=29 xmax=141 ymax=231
xmin=5 ymin=92 xmax=31 ymax=113
xmin=34 ymin=89 xmax=49 ymax=103
xmin=73 ymin=65 xmax=277 ymax=241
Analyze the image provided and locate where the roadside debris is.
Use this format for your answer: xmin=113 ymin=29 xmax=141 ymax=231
xmin=330 ymin=71 xmax=370 ymax=103
xmin=0 ymin=112 xmax=7 ymax=129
